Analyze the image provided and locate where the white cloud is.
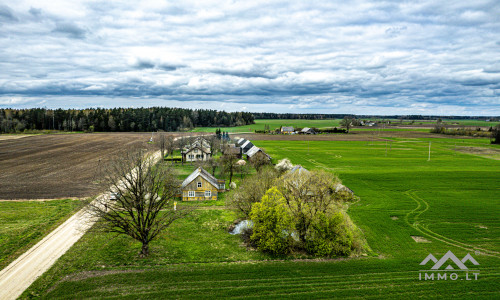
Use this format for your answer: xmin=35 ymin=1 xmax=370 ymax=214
xmin=0 ymin=0 xmax=499 ymax=115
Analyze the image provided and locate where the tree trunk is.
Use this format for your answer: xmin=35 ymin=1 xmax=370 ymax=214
xmin=140 ymin=242 xmax=149 ymax=257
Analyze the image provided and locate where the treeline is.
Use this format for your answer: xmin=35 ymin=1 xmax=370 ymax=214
xmin=0 ymin=107 xmax=254 ymax=133
xmin=252 ymin=113 xmax=354 ymax=120
xmin=253 ymin=113 xmax=498 ymax=121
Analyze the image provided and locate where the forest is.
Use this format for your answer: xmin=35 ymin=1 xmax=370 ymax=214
xmin=0 ymin=107 xmax=254 ymax=133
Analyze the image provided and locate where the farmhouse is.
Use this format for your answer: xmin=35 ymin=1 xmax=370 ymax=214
xmin=181 ymin=167 xmax=225 ymax=201
xmin=300 ymin=127 xmax=316 ymax=134
xmin=181 ymin=138 xmax=212 ymax=162
xmin=281 ymin=126 xmax=294 ymax=134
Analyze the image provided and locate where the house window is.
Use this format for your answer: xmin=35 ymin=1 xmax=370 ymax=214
xmin=188 ymin=191 xmax=195 ymax=197
xmin=219 ymin=183 xmax=225 ymax=190
xmin=196 ymin=154 xmax=202 ymax=159
xmin=188 ymin=154 xmax=194 ymax=159
xmin=205 ymin=190 xmax=211 ymax=197
xmin=194 ymin=149 xmax=198 ymax=153
xmin=197 ymin=182 xmax=202 ymax=188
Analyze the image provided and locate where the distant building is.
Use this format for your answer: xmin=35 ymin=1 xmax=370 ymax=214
xmin=300 ymin=127 xmax=316 ymax=134
xmin=181 ymin=137 xmax=211 ymax=162
xmin=281 ymin=126 xmax=294 ymax=134
xmin=246 ymin=146 xmax=271 ymax=161
xmin=223 ymin=144 xmax=243 ymax=158
xmin=240 ymin=140 xmax=254 ymax=154
xmin=181 ymin=167 xmax=225 ymax=201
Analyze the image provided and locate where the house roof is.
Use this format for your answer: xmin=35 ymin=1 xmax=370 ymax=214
xmin=241 ymin=140 xmax=254 ymax=153
xmin=288 ymin=165 xmax=309 ymax=175
xmin=237 ymin=138 xmax=247 ymax=146
xmin=225 ymin=146 xmax=241 ymax=155
xmin=282 ymin=126 xmax=294 ymax=131
xmin=246 ymin=146 xmax=271 ymax=159
xmin=181 ymin=167 xmax=219 ymax=189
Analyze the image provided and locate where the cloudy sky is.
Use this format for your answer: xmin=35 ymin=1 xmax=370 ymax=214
xmin=1 ymin=0 xmax=499 ymax=115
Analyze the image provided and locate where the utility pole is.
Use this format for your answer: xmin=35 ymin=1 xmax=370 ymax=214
xmin=428 ymin=142 xmax=431 ymax=161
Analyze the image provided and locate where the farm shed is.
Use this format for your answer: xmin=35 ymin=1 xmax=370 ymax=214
xmin=241 ymin=140 xmax=254 ymax=154
xmin=181 ymin=167 xmax=225 ymax=201
xmin=246 ymin=146 xmax=271 ymax=161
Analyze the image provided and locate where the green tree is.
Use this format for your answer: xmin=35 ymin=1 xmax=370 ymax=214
xmin=340 ymin=116 xmax=354 ymax=133
xmin=249 ymin=187 xmax=295 ymax=255
xmin=305 ymin=212 xmax=353 ymax=257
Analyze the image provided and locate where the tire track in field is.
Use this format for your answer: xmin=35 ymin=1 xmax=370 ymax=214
xmin=404 ymin=190 xmax=500 ymax=258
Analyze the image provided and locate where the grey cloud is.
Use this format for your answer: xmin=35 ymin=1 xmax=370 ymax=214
xmin=29 ymin=7 xmax=42 ymax=17
xmin=0 ymin=5 xmax=18 ymax=22
xmin=52 ymin=22 xmax=87 ymax=39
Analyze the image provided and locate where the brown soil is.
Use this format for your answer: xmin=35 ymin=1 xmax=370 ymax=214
xmin=455 ymin=146 xmax=500 ymax=160
xmin=411 ymin=236 xmax=431 ymax=243
xmin=0 ymin=133 xmax=192 ymax=200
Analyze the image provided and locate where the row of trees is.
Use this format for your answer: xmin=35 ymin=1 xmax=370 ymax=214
xmin=0 ymin=107 xmax=254 ymax=133
xmin=227 ymin=161 xmax=364 ymax=257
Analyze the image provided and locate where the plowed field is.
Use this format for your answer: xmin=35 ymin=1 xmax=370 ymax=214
xmin=0 ymin=133 xmax=182 ymax=199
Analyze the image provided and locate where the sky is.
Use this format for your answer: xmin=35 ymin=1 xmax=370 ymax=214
xmin=0 ymin=0 xmax=499 ymax=115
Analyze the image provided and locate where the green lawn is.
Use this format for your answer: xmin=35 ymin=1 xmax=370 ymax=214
xmin=0 ymin=199 xmax=81 ymax=270
xmin=22 ymin=137 xmax=500 ymax=298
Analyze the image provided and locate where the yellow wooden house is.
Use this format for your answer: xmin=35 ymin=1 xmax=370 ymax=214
xmin=181 ymin=167 xmax=225 ymax=201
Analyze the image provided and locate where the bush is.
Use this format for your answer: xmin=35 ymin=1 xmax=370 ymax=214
xmin=305 ymin=212 xmax=353 ymax=257
xmin=249 ymin=188 xmax=294 ymax=255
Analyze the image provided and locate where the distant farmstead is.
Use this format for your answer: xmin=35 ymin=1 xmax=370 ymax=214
xmin=181 ymin=167 xmax=225 ymax=201
xmin=281 ymin=126 xmax=294 ymax=134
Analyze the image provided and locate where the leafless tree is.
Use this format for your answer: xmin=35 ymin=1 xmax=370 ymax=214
xmin=158 ymin=133 xmax=167 ymax=159
xmin=165 ymin=135 xmax=176 ymax=164
xmin=87 ymin=149 xmax=187 ymax=257
xmin=250 ymin=151 xmax=271 ymax=171
xmin=226 ymin=166 xmax=278 ymax=217
xmin=340 ymin=116 xmax=354 ymax=133
xmin=220 ymin=151 xmax=238 ymax=183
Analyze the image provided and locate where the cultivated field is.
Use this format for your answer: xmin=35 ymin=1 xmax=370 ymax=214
xmin=21 ymin=134 xmax=499 ymax=298
xmin=0 ymin=133 xmax=184 ymax=200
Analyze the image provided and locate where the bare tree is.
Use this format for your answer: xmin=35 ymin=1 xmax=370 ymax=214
xmin=250 ymin=151 xmax=271 ymax=171
xmin=227 ymin=166 xmax=278 ymax=217
xmin=220 ymin=151 xmax=238 ymax=183
xmin=158 ymin=133 xmax=167 ymax=159
xmin=340 ymin=116 xmax=354 ymax=133
xmin=165 ymin=135 xmax=176 ymax=164
xmin=87 ymin=150 xmax=187 ymax=257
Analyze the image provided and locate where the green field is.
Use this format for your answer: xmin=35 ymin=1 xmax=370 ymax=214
xmin=0 ymin=199 xmax=81 ymax=270
xmin=22 ymin=136 xmax=500 ymax=298
xmin=190 ymin=119 xmax=342 ymax=132
xmin=190 ymin=118 xmax=499 ymax=133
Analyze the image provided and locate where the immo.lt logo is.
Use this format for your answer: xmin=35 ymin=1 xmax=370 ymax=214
xmin=419 ymin=250 xmax=479 ymax=281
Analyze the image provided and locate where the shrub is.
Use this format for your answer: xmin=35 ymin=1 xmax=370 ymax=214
xmin=249 ymin=188 xmax=294 ymax=255
xmin=305 ymin=212 xmax=353 ymax=257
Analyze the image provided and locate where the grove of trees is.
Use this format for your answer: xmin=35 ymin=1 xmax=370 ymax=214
xmin=228 ymin=161 xmax=365 ymax=257
xmin=0 ymin=107 xmax=254 ymax=133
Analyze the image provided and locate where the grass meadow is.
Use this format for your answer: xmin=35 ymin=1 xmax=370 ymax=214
xmin=21 ymin=135 xmax=500 ymax=299
xmin=0 ymin=199 xmax=81 ymax=270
